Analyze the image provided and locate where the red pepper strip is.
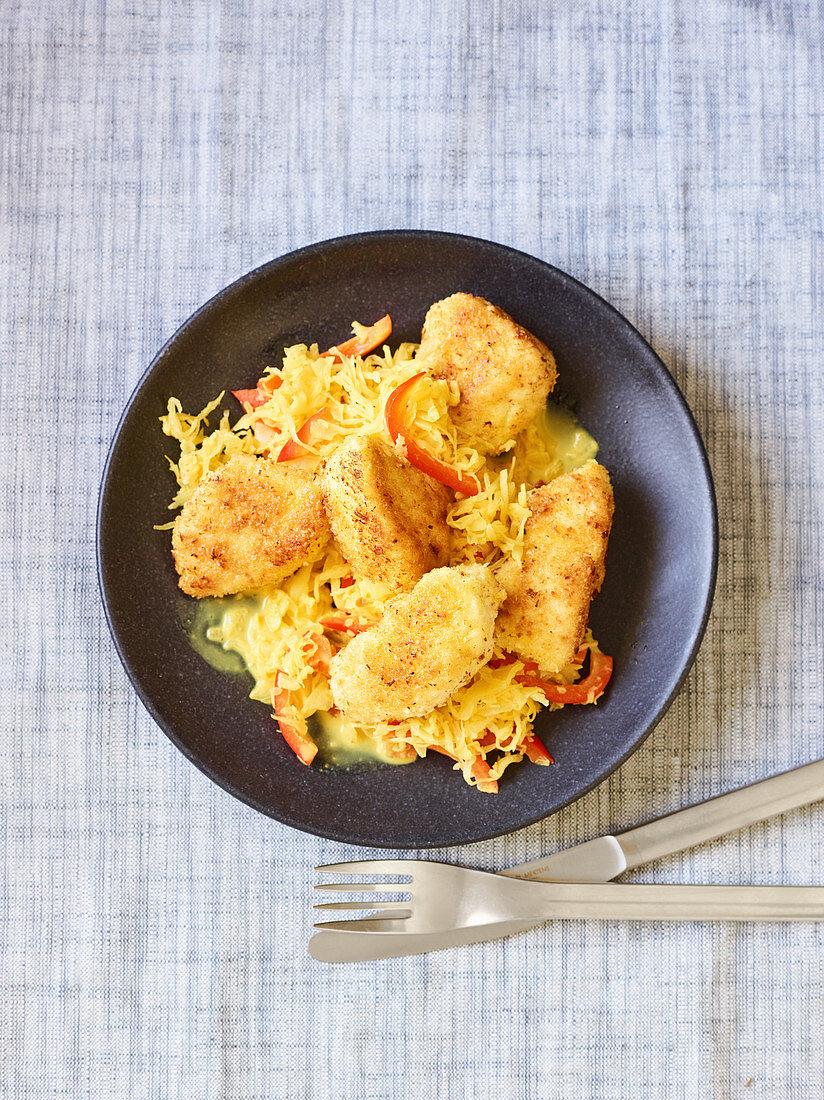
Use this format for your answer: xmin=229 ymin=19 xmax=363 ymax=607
xmin=232 ymin=387 xmax=269 ymax=409
xmin=339 ymin=576 xmax=355 ymax=589
xmin=232 ymin=372 xmax=282 ymax=409
xmin=305 ymin=633 xmax=335 ymax=674
xmin=257 ymin=373 xmax=282 ymax=394
xmin=428 ymin=745 xmax=499 ymax=793
xmin=321 ymin=314 xmax=392 ymax=362
xmin=319 ymin=613 xmax=373 ymax=635
xmin=470 ymin=756 xmax=499 ymax=793
xmin=384 ymin=372 xmax=481 ymax=496
xmin=272 ymin=678 xmax=317 ymax=765
xmin=521 ymin=734 xmax=555 ymax=766
xmin=518 ymin=649 xmax=613 ymax=705
xmin=277 ymin=408 xmax=334 ymax=462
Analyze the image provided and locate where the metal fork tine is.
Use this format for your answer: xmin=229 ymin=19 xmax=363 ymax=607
xmin=313 ymin=882 xmax=407 ymax=894
xmin=314 ymin=900 xmax=411 ymax=912
xmin=315 ymin=860 xmax=415 ymax=877
xmin=313 ymin=914 xmax=411 ymax=933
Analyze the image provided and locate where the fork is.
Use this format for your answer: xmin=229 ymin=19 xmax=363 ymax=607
xmin=314 ymin=860 xmax=824 ymax=937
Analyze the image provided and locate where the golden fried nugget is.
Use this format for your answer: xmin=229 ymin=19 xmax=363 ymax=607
xmin=172 ymin=454 xmax=329 ymax=597
xmin=321 ymin=435 xmax=452 ymax=591
xmin=330 ymin=564 xmax=506 ymax=723
xmin=495 ymin=460 xmax=614 ymax=672
xmin=417 ymin=292 xmax=557 ymax=454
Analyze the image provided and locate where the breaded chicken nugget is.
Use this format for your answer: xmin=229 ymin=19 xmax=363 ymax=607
xmin=172 ymin=453 xmax=329 ymax=597
xmin=321 ymin=435 xmax=452 ymax=591
xmin=417 ymin=292 xmax=557 ymax=454
xmin=330 ymin=564 xmax=505 ymax=723
xmin=495 ymin=460 xmax=614 ymax=673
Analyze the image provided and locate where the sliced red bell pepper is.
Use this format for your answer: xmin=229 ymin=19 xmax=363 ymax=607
xmin=305 ymin=632 xmax=335 ymax=674
xmin=428 ymin=744 xmax=499 ymax=793
xmin=277 ymin=408 xmax=334 ymax=462
xmin=257 ymin=373 xmax=282 ymax=394
xmin=384 ymin=371 xmax=480 ymax=496
xmin=521 ymin=734 xmax=554 ymax=766
xmin=470 ymin=755 xmax=499 ymax=793
xmin=232 ymin=373 xmax=281 ymax=410
xmin=339 ymin=575 xmax=355 ymax=589
xmin=518 ymin=649 xmax=613 ymax=705
xmin=321 ymin=315 xmax=392 ymax=361
xmin=319 ymin=612 xmax=373 ymax=635
xmin=272 ymin=678 xmax=317 ymax=765
xmin=232 ymin=387 xmax=269 ymax=409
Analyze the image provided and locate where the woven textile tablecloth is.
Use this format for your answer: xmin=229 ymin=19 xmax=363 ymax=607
xmin=2 ymin=2 xmax=823 ymax=1097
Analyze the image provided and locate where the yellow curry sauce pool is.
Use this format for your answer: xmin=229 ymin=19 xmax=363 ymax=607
xmin=180 ymin=403 xmax=598 ymax=770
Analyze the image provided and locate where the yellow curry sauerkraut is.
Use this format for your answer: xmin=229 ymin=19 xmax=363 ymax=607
xmin=158 ymin=318 xmax=607 ymax=791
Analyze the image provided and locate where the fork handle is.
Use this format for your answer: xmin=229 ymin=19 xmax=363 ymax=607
xmin=500 ymin=882 xmax=824 ymax=922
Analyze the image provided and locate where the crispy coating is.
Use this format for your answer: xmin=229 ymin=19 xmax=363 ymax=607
xmin=321 ymin=435 xmax=452 ymax=591
xmin=330 ymin=565 xmax=506 ymax=723
xmin=417 ymin=292 xmax=558 ymax=454
xmin=495 ymin=460 xmax=614 ymax=673
xmin=172 ymin=454 xmax=329 ymax=597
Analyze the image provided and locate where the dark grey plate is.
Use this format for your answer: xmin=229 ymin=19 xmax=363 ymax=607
xmin=97 ymin=231 xmax=717 ymax=848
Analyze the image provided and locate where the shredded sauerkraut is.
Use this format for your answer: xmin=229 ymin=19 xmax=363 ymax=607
xmin=158 ymin=325 xmax=601 ymax=789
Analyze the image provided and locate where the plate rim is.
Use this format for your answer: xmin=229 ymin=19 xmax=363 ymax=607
xmin=97 ymin=229 xmax=718 ymax=848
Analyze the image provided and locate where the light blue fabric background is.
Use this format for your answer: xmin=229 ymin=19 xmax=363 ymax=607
xmin=2 ymin=1 xmax=823 ymax=1096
